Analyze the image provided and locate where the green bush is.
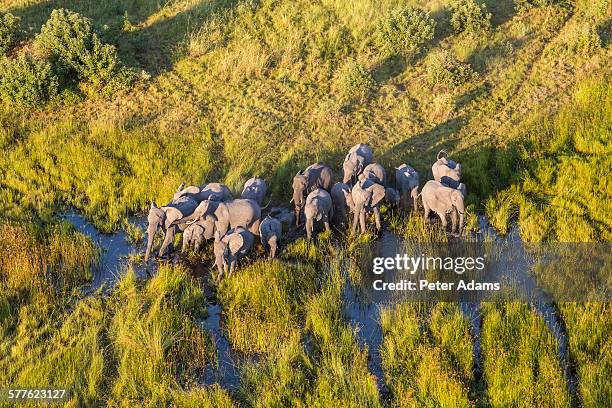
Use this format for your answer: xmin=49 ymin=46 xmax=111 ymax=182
xmin=514 ymin=0 xmax=555 ymax=13
xmin=0 ymin=12 xmax=19 ymax=54
xmin=375 ymin=7 xmax=436 ymax=58
xmin=34 ymin=9 xmax=131 ymax=93
xmin=426 ymin=49 xmax=476 ymax=88
xmin=449 ymin=0 xmax=492 ymax=36
xmin=334 ymin=60 xmax=376 ymax=103
xmin=0 ymin=55 xmax=58 ymax=107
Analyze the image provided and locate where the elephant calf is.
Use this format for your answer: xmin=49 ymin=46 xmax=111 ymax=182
xmin=395 ymin=164 xmax=419 ymax=212
xmin=344 ymin=179 xmax=386 ymax=234
xmin=421 ymin=180 xmax=465 ymax=237
xmin=304 ymin=188 xmax=334 ymax=240
xmin=385 ymin=187 xmax=400 ymax=208
xmin=214 ymin=227 xmax=254 ymax=280
xmin=241 ymin=177 xmax=267 ymax=206
xmin=182 ymin=222 xmax=205 ymax=252
xmin=331 ymin=182 xmax=352 ymax=226
xmin=259 ymin=215 xmax=282 ymax=258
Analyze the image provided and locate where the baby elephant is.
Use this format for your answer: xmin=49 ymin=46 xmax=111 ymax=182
xmin=182 ymin=222 xmax=205 ymax=252
xmin=421 ymin=180 xmax=465 ymax=237
xmin=241 ymin=177 xmax=267 ymax=206
xmin=304 ymin=188 xmax=334 ymax=240
xmin=359 ymin=163 xmax=386 ymax=185
xmin=330 ymin=182 xmax=352 ymax=226
xmin=395 ymin=164 xmax=419 ymax=212
xmin=259 ymin=215 xmax=282 ymax=258
xmin=385 ymin=187 xmax=400 ymax=208
xmin=213 ymin=227 xmax=254 ymax=280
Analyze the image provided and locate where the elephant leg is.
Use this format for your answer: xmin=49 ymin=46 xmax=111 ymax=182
xmin=229 ymin=259 xmax=237 ymax=277
xmin=451 ymin=210 xmax=458 ymax=234
xmin=437 ymin=212 xmax=448 ymax=230
xmin=158 ymin=226 xmax=176 ymax=258
xmin=194 ymin=239 xmax=201 ymax=252
xmin=423 ymin=203 xmax=431 ymax=223
xmin=351 ymin=210 xmax=360 ymax=234
xmin=295 ymin=207 xmax=301 ymax=226
xmin=359 ymin=211 xmax=367 ymax=234
xmin=373 ymin=207 xmax=382 ymax=231
xmin=323 ymin=214 xmax=331 ymax=232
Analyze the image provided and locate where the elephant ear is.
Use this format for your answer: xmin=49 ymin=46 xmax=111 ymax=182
xmin=371 ymin=184 xmax=386 ymax=207
xmin=228 ymin=233 xmax=245 ymax=254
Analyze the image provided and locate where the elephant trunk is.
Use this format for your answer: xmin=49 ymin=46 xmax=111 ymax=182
xmin=458 ymin=212 xmax=464 ymax=236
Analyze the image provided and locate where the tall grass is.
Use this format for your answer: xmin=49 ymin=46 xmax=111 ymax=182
xmin=380 ymin=302 xmax=474 ymax=407
xmin=481 ymin=302 xmax=571 ymax=407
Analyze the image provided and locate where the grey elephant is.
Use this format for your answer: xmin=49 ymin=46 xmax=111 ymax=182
xmin=330 ymin=182 xmax=352 ymax=226
xmin=342 ymin=143 xmax=374 ymax=184
xmin=432 ymin=150 xmax=461 ymax=187
xmin=359 ymin=162 xmax=386 ymax=185
xmin=343 ymin=179 xmax=386 ymax=234
xmin=213 ymin=227 xmax=254 ymax=280
xmin=304 ymin=188 xmax=334 ymax=240
xmin=259 ymin=215 xmax=282 ymax=258
xmin=292 ymin=163 xmax=334 ymax=226
xmin=269 ymin=207 xmax=296 ymax=232
xmin=145 ymin=195 xmax=199 ymax=262
xmin=172 ymin=198 xmax=261 ymax=238
xmin=182 ymin=222 xmax=205 ymax=252
xmin=385 ymin=187 xmax=400 ymax=208
xmin=174 ymin=182 xmax=232 ymax=202
xmin=395 ymin=164 xmax=420 ymax=212
xmin=421 ymin=180 xmax=465 ymax=237
xmin=241 ymin=177 xmax=267 ymax=206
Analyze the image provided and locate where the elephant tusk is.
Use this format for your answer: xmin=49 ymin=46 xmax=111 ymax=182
xmin=289 ymin=197 xmax=294 ymax=203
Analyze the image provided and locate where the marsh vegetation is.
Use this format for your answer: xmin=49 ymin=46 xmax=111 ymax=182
xmin=0 ymin=0 xmax=610 ymax=406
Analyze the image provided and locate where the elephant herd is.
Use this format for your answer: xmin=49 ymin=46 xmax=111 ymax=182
xmin=145 ymin=144 xmax=467 ymax=279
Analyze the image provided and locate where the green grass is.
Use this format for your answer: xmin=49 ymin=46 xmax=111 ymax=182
xmin=0 ymin=0 xmax=609 ymax=405
xmin=380 ymin=302 xmax=474 ymax=407
xmin=557 ymin=302 xmax=611 ymax=408
xmin=481 ymin=302 xmax=571 ymax=407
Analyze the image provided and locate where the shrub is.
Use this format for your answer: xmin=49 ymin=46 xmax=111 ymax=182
xmin=334 ymin=60 xmax=376 ymax=103
xmin=34 ymin=9 xmax=131 ymax=92
xmin=514 ymin=0 xmax=555 ymax=13
xmin=449 ymin=0 xmax=492 ymax=36
xmin=0 ymin=54 xmax=59 ymax=107
xmin=0 ymin=12 xmax=19 ymax=54
xmin=375 ymin=7 xmax=436 ymax=58
xmin=426 ymin=49 xmax=476 ymax=88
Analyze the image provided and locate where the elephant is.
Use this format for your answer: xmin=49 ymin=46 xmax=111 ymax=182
xmin=343 ymin=179 xmax=386 ymax=234
xmin=359 ymin=163 xmax=386 ymax=185
xmin=259 ymin=215 xmax=282 ymax=258
xmin=432 ymin=150 xmax=461 ymax=187
xmin=457 ymin=182 xmax=467 ymax=198
xmin=385 ymin=187 xmax=400 ymax=208
xmin=171 ymin=199 xmax=261 ymax=238
xmin=342 ymin=143 xmax=374 ymax=184
xmin=174 ymin=182 xmax=232 ymax=203
xmin=269 ymin=207 xmax=296 ymax=232
xmin=213 ymin=227 xmax=254 ymax=280
xmin=182 ymin=222 xmax=205 ymax=252
xmin=421 ymin=180 xmax=465 ymax=237
xmin=145 ymin=195 xmax=199 ymax=262
xmin=330 ymin=182 xmax=352 ymax=226
xmin=395 ymin=164 xmax=420 ymax=212
xmin=292 ymin=163 xmax=334 ymax=226
xmin=241 ymin=177 xmax=267 ymax=206
xmin=304 ymin=188 xmax=334 ymax=240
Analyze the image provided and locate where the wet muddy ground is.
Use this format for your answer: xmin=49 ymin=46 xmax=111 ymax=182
xmin=63 ymin=210 xmax=578 ymax=398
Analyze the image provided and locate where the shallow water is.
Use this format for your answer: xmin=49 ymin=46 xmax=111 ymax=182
xmin=63 ymin=211 xmax=149 ymax=292
xmin=64 ymin=210 xmax=579 ymax=398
